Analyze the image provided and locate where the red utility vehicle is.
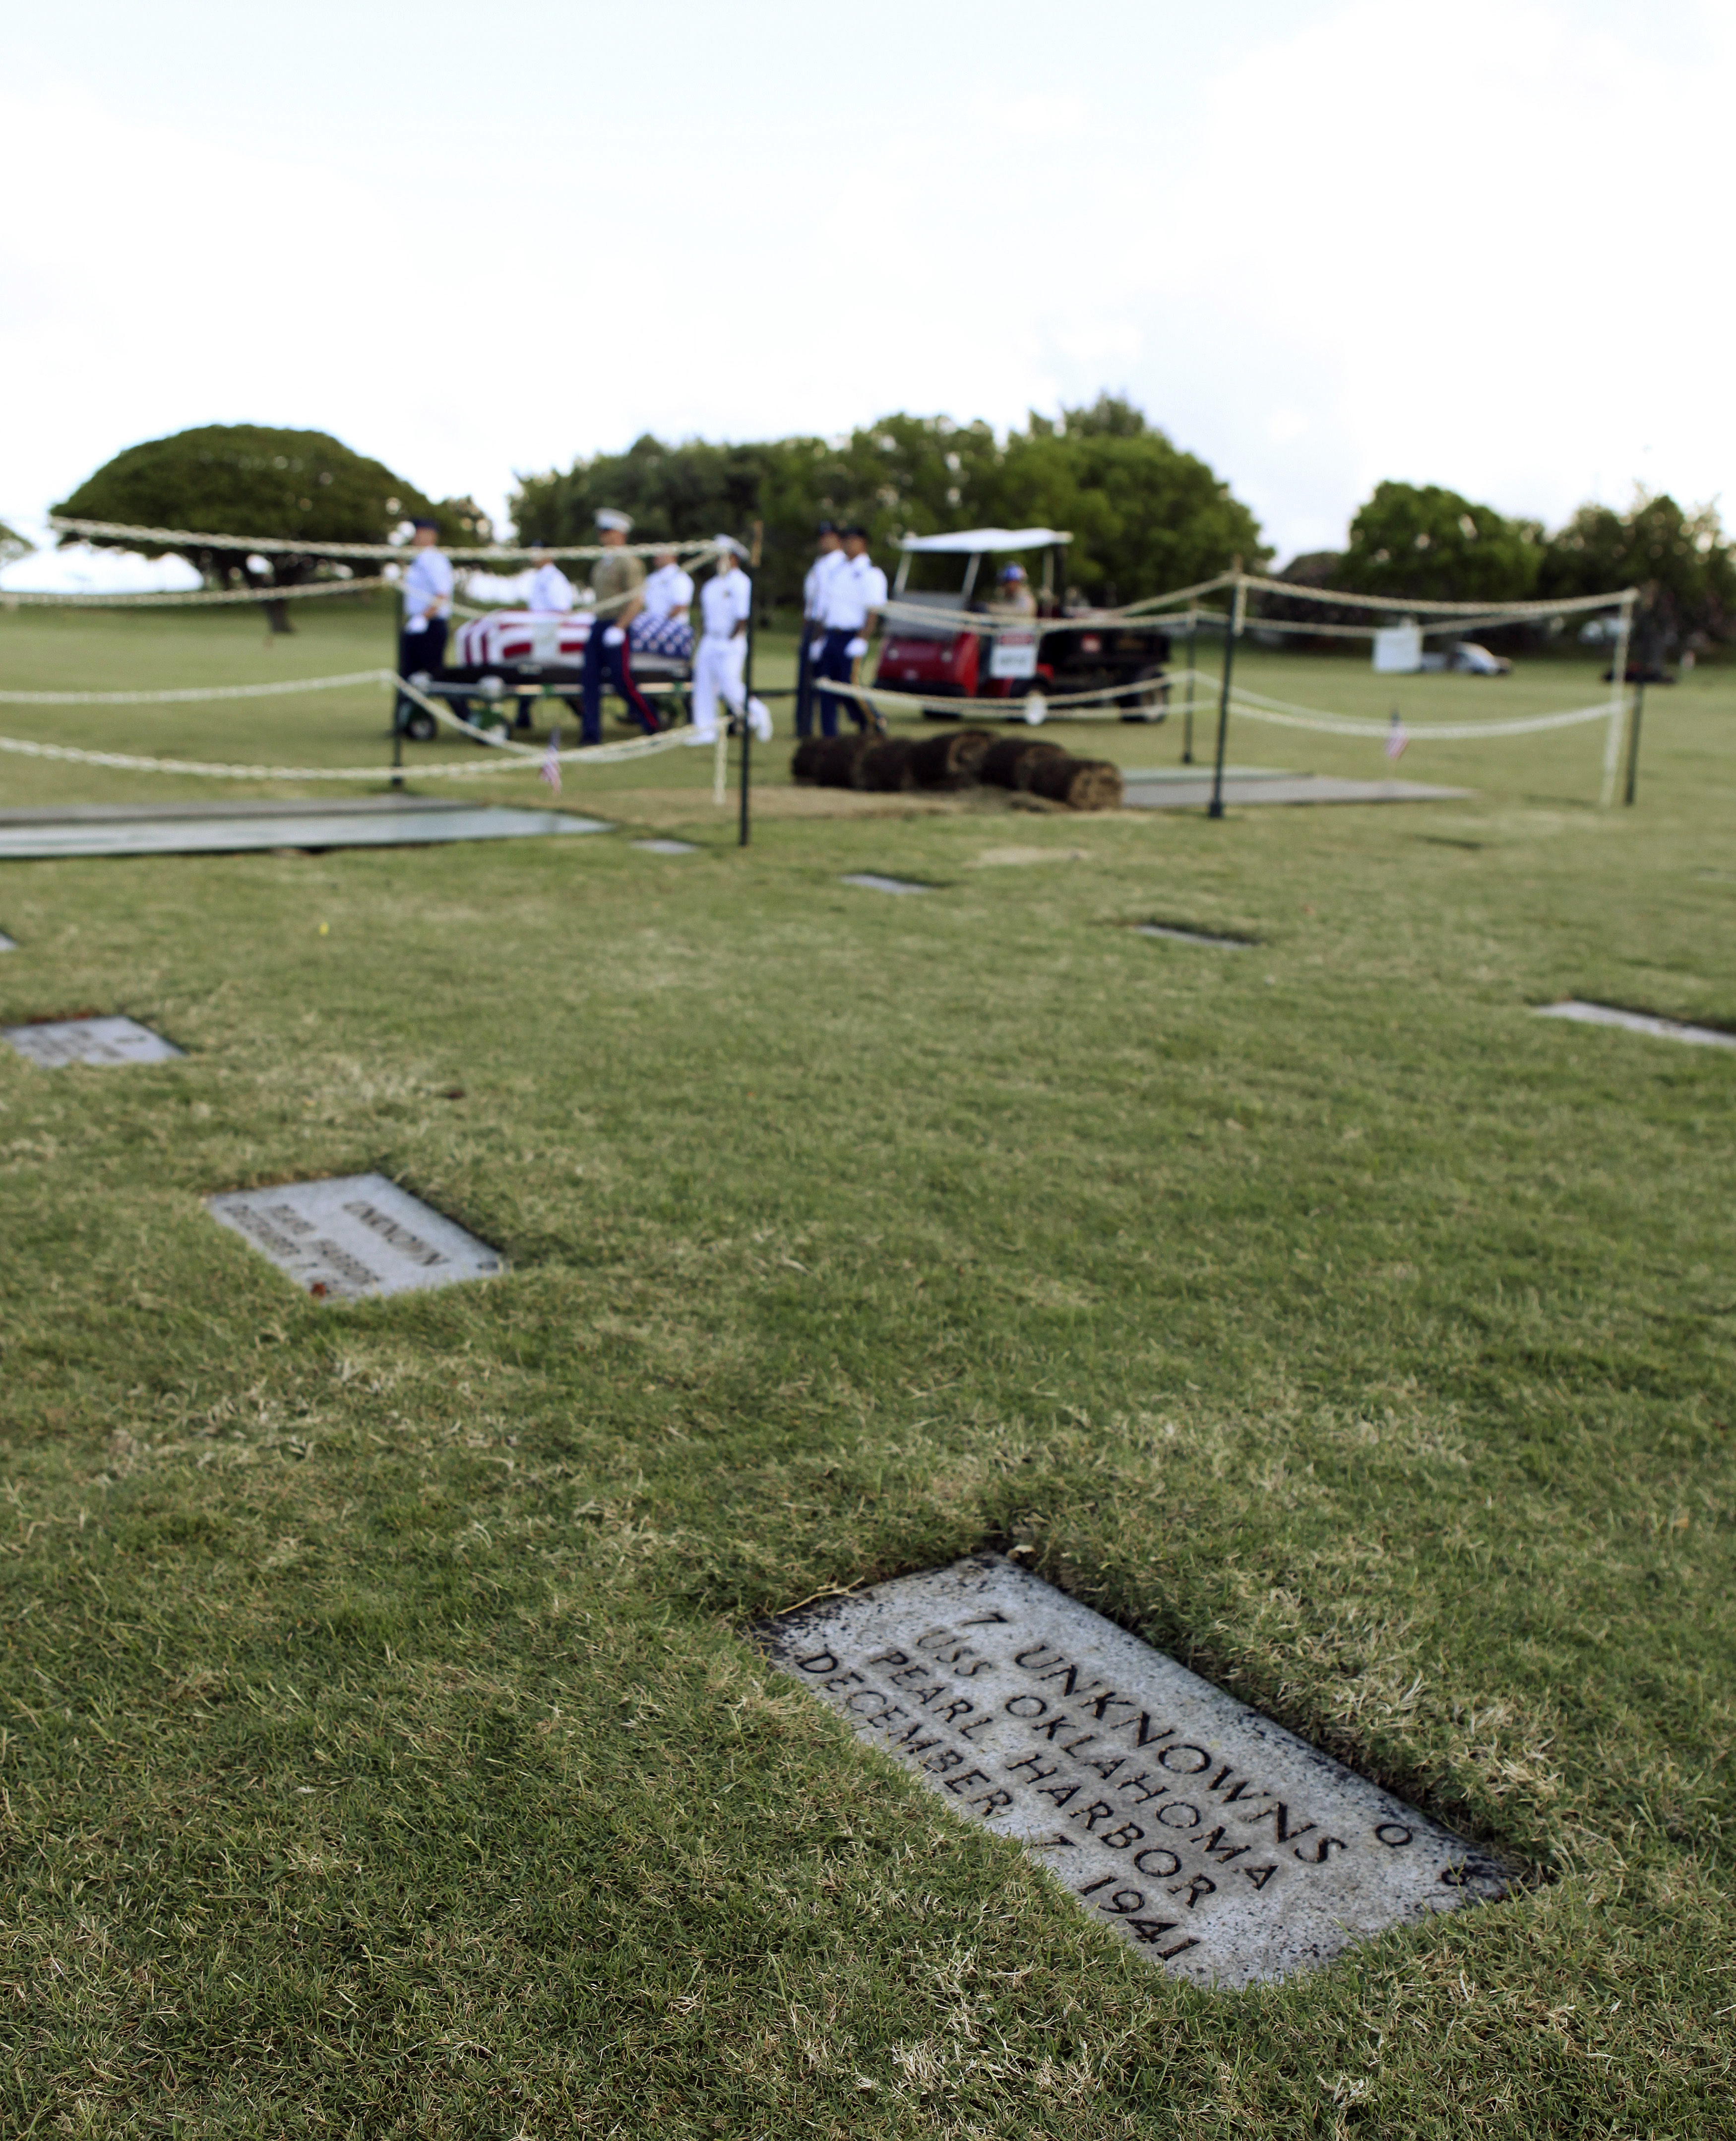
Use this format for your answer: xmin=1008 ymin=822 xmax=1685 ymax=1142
xmin=873 ymin=528 xmax=1170 ymax=718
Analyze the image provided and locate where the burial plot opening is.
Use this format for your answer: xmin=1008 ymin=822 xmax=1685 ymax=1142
xmin=761 ymin=1554 xmax=1513 ymax=1989
xmin=206 ymin=1172 xmax=502 ymax=1302
xmin=2 ymin=1015 xmax=184 ymax=1067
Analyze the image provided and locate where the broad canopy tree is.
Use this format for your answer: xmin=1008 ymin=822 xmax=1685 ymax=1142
xmin=53 ymin=425 xmax=485 ymax=632
xmin=512 ymin=396 xmax=1267 ymax=611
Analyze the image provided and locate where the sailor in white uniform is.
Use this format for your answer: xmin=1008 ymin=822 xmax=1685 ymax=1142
xmin=689 ymin=539 xmax=773 ymax=744
xmin=796 ymin=522 xmax=846 ymax=737
xmin=640 ymin=548 xmax=694 ymax=625
xmin=525 ymin=551 xmax=576 ymax=612
xmin=395 ymin=516 xmax=454 ymax=732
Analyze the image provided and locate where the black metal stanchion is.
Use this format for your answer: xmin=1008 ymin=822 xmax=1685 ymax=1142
xmin=1207 ymin=568 xmax=1240 ymax=820
xmin=740 ymin=521 xmax=762 ymax=847
xmin=388 ymin=581 xmax=405 ymax=790
xmin=1183 ymin=613 xmax=1196 ymax=763
xmin=1623 ymin=675 xmax=1646 ymax=805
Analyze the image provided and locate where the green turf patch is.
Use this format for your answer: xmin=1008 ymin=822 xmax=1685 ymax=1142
xmin=0 ymin=606 xmax=1732 ymax=2133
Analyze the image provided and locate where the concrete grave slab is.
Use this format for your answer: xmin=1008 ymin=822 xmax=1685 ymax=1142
xmin=840 ymin=873 xmax=933 ymax=895
xmin=3 ymin=1015 xmax=184 ymax=1067
xmin=631 ymin=838 xmax=698 ymax=855
xmin=206 ymin=1171 xmax=502 ymax=1302
xmin=761 ymin=1554 xmax=1511 ymax=1988
xmin=0 ymin=798 xmax=609 ymax=862
xmin=1535 ymin=1000 xmax=1736 ymax=1051
xmin=1136 ymin=923 xmax=1252 ymax=949
xmin=1121 ymin=774 xmax=1471 ymax=811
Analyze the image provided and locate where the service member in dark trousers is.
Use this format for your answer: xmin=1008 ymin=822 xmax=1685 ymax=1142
xmin=813 ymin=525 xmax=887 ymax=735
xmin=796 ymin=522 xmax=845 ymax=738
xmin=394 ymin=517 xmax=453 ymax=731
xmin=581 ymin=508 xmax=658 ymax=744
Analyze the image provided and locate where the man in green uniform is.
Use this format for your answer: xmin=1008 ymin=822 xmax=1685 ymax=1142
xmin=581 ymin=508 xmax=656 ymax=742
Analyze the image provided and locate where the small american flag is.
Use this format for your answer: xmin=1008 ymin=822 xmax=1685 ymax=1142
xmin=539 ymin=724 xmax=562 ymax=793
xmin=1385 ymin=709 xmax=1408 ymax=761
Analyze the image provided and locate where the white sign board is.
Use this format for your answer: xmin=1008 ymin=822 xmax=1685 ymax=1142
xmin=206 ymin=1172 xmax=502 ymax=1301
xmin=1372 ymin=626 xmax=1423 ymax=674
xmin=988 ymin=630 xmax=1039 ymax=681
xmin=2 ymin=1015 xmax=184 ymax=1067
xmin=762 ymin=1555 xmax=1510 ymax=1987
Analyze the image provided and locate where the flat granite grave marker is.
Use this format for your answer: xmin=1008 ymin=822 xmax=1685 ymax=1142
xmin=840 ymin=873 xmax=932 ymax=895
xmin=0 ymin=929 xmax=16 ymax=951
xmin=2 ymin=1014 xmax=184 ymax=1067
xmin=1136 ymin=923 xmax=1252 ymax=950
xmin=761 ymin=1554 xmax=1511 ymax=1988
xmin=1535 ymin=1000 xmax=1736 ymax=1051
xmin=206 ymin=1172 xmax=502 ymax=1302
xmin=631 ymin=838 xmax=699 ymax=855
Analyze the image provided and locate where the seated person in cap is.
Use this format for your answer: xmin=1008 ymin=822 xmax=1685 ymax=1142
xmin=582 ymin=509 xmax=658 ymax=742
xmin=630 ymin=545 xmax=695 ymax=659
xmin=526 ymin=549 xmax=576 ymax=613
xmin=988 ymin=562 xmax=1037 ymax=616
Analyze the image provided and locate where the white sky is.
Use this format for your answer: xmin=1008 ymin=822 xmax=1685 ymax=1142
xmin=3 ymin=0 xmax=1729 ymax=564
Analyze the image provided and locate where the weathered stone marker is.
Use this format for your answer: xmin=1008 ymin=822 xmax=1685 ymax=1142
xmin=1536 ymin=1000 xmax=1736 ymax=1051
xmin=0 ymin=929 xmax=16 ymax=952
xmin=631 ymin=837 xmax=698 ymax=856
xmin=206 ymin=1172 xmax=501 ymax=1302
xmin=840 ymin=873 xmax=932 ymax=895
xmin=1136 ymin=923 xmax=1252 ymax=950
xmin=761 ymin=1554 xmax=1511 ymax=1987
xmin=2 ymin=1014 xmax=184 ymax=1067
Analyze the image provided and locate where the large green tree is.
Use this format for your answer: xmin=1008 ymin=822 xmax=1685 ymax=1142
xmin=53 ymin=425 xmax=483 ymax=631
xmin=1337 ymin=481 xmax=1543 ymax=606
xmin=511 ymin=397 xmax=1264 ymax=610
xmin=1539 ymin=491 xmax=1736 ymax=651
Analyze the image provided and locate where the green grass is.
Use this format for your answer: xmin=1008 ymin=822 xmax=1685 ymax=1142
xmin=0 ymin=604 xmax=1733 ymax=2136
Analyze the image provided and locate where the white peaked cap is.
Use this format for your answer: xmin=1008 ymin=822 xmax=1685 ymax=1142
xmin=714 ymin=534 xmax=748 ymax=558
xmin=595 ymin=508 xmax=633 ymax=532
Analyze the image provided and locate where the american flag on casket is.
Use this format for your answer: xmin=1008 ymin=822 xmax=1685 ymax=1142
xmin=453 ymin=612 xmax=593 ymax=666
xmin=452 ymin=611 xmax=694 ymax=666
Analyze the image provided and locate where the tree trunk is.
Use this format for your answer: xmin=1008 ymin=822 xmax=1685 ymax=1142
xmin=262 ymin=597 xmax=295 ymax=635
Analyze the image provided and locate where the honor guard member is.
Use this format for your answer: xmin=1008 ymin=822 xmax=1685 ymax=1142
xmin=526 ymin=549 xmax=576 ymax=612
xmin=814 ymin=525 xmax=887 ymax=735
xmin=395 ymin=517 xmax=453 ymax=732
xmin=581 ymin=508 xmax=658 ymax=743
xmin=796 ymin=522 xmax=846 ymax=738
xmin=690 ymin=539 xmax=773 ymax=744
xmin=639 ymin=546 xmax=694 ymax=625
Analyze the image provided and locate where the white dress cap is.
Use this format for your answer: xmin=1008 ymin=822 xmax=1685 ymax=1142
xmin=595 ymin=508 xmax=634 ymax=533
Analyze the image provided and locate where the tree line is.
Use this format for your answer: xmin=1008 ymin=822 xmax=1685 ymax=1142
xmin=47 ymin=413 xmax=1736 ymax=648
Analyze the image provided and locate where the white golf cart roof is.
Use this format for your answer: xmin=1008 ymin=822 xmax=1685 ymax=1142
xmin=897 ymin=527 xmax=1071 ymax=553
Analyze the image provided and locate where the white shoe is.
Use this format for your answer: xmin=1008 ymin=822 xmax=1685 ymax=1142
xmin=686 ymin=726 xmax=718 ymax=747
xmin=747 ymin=698 xmax=773 ymax=742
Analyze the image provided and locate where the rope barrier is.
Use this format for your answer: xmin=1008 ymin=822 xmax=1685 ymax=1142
xmin=0 ymin=669 xmax=392 ymax=707
xmin=47 ymin=516 xmax=725 ymax=566
xmin=0 ymin=576 xmax=392 ymax=611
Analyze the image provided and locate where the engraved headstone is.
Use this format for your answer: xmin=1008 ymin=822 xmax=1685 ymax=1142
xmin=761 ymin=1555 xmax=1511 ymax=1988
xmin=1535 ymin=1000 xmax=1736 ymax=1051
xmin=2 ymin=1014 xmax=184 ymax=1067
xmin=632 ymin=837 xmax=698 ymax=855
xmin=840 ymin=873 xmax=932 ymax=895
xmin=1136 ymin=923 xmax=1252 ymax=949
xmin=206 ymin=1172 xmax=502 ymax=1302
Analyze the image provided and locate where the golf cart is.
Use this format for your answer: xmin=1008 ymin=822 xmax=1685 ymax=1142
xmin=872 ymin=528 xmax=1171 ymax=718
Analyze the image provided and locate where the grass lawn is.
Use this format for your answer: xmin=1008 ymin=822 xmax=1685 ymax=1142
xmin=0 ymin=600 xmax=1733 ymax=2136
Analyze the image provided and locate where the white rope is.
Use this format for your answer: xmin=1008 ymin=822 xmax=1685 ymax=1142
xmin=1215 ymin=679 xmax=1619 ymax=742
xmin=0 ymin=576 xmax=392 ymax=610
xmin=832 ymin=674 xmax=1170 ymax=719
xmin=0 ymin=668 xmax=392 ymax=706
xmin=48 ymin=516 xmax=725 ymax=566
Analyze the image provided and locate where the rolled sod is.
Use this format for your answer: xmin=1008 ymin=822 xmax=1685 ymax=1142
xmin=907 ymin=728 xmax=997 ymax=788
xmin=1022 ymin=755 xmax=1125 ymax=811
xmin=979 ymin=736 xmax=1069 ymax=789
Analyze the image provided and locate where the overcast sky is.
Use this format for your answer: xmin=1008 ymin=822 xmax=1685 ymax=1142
xmin=4 ymin=0 xmax=1728 ymax=564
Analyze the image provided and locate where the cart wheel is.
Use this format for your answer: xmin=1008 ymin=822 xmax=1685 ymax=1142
xmin=1119 ymin=666 xmax=1169 ymax=722
xmin=405 ymin=709 xmax=437 ymax=743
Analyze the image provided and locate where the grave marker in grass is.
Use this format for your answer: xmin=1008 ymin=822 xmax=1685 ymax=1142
xmin=761 ymin=1554 xmax=1512 ymax=1988
xmin=0 ymin=928 xmax=16 ymax=951
xmin=1535 ymin=1001 xmax=1736 ymax=1051
xmin=631 ymin=838 xmax=698 ymax=856
xmin=1136 ymin=923 xmax=1254 ymax=950
xmin=840 ymin=873 xmax=933 ymax=896
xmin=2 ymin=1014 xmax=183 ymax=1067
xmin=206 ymin=1172 xmax=502 ymax=1301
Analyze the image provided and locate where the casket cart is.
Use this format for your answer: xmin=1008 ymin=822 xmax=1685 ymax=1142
xmin=397 ymin=609 xmax=693 ymax=741
xmin=872 ymin=529 xmax=1170 ymax=719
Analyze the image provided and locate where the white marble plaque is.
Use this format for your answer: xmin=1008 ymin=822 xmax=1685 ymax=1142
xmin=206 ymin=1172 xmax=502 ymax=1301
xmin=840 ymin=873 xmax=932 ymax=895
xmin=1535 ymin=1000 xmax=1736 ymax=1051
xmin=2 ymin=1014 xmax=184 ymax=1067
xmin=761 ymin=1555 xmax=1511 ymax=1988
xmin=632 ymin=838 xmax=698 ymax=855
